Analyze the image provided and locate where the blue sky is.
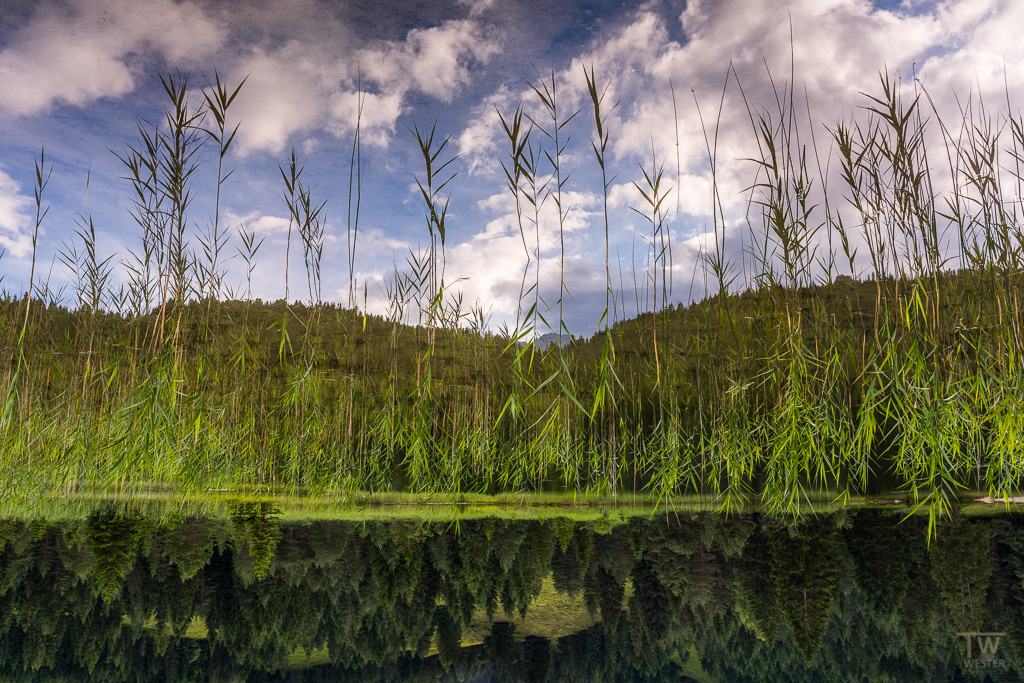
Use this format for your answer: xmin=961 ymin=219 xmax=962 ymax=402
xmin=0 ymin=0 xmax=1020 ymax=335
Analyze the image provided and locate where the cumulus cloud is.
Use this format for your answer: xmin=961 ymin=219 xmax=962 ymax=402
xmin=228 ymin=45 xmax=333 ymax=156
xmin=326 ymin=90 xmax=405 ymax=148
xmin=226 ymin=210 xmax=291 ymax=236
xmin=607 ymin=172 xmax=715 ymax=221
xmin=229 ymin=17 xmax=501 ymax=155
xmin=0 ymin=169 xmax=34 ymax=258
xmin=460 ymin=1 xmax=966 ymax=189
xmin=915 ymin=0 xmax=1024 ymax=104
xmin=391 ymin=186 xmax=604 ymax=329
xmin=0 ymin=0 xmax=222 ymax=116
xmin=353 ymin=226 xmax=413 ymax=256
xmin=457 ymin=85 xmax=520 ymax=176
xmin=581 ymin=0 xmax=949 ymax=206
xmin=0 ymin=0 xmax=501 ymax=159
xmin=359 ymin=20 xmax=501 ymax=102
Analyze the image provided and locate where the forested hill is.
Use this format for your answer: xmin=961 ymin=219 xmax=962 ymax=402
xmin=4 ymin=268 xmax=995 ymax=376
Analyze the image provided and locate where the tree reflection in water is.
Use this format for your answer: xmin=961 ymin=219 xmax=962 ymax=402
xmin=0 ymin=507 xmax=1021 ymax=681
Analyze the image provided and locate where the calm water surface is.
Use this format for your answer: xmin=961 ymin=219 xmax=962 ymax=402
xmin=1 ymin=506 xmax=1022 ymax=681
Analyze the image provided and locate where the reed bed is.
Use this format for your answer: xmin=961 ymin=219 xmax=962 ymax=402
xmin=1 ymin=67 xmax=1023 ymax=530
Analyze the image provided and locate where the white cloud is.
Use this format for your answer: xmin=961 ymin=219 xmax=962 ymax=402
xmin=326 ymin=89 xmax=405 ymax=148
xmin=229 ymin=18 xmax=502 ymax=155
xmin=608 ymin=172 xmax=716 ymax=219
xmin=443 ymin=230 xmax=533 ymax=319
xmin=358 ymin=20 xmax=501 ymax=102
xmin=0 ymin=0 xmax=502 ymax=155
xmin=327 ymin=18 xmax=502 ymax=145
xmin=400 ymin=186 xmax=605 ymax=329
xmin=603 ymin=0 xmax=946 ymax=179
xmin=0 ymin=0 xmax=222 ymax=116
xmin=0 ymin=169 xmax=34 ymax=258
xmin=229 ymin=45 xmax=332 ymax=156
xmin=458 ymin=85 xmax=519 ymax=176
xmin=915 ymin=0 xmax=1024 ymax=102
xmin=493 ymin=0 xmax=940 ymax=202
xmin=227 ymin=210 xmax=291 ymax=236
xmin=355 ymin=226 xmax=412 ymax=254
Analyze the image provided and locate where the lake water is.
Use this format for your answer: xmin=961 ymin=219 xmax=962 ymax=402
xmin=1 ymin=506 xmax=1021 ymax=681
